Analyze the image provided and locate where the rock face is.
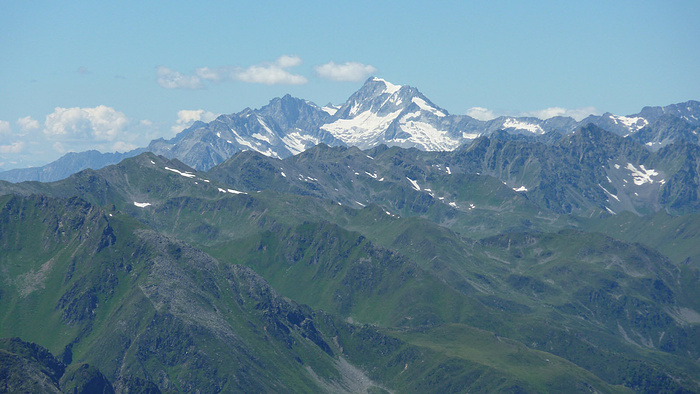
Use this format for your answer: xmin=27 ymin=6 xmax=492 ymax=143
xmin=0 ymin=338 xmax=114 ymax=394
xmin=148 ymin=95 xmax=341 ymax=170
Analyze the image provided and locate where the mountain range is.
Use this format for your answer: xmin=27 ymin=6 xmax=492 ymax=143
xmin=2 ymin=79 xmax=700 ymax=392
xmin=2 ymin=77 xmax=699 ymax=181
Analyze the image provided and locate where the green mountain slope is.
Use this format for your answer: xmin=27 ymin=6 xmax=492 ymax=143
xmin=1 ymin=194 xmax=633 ymax=392
xmin=0 ymin=195 xmax=360 ymax=392
xmin=1 ymin=138 xmax=700 ymax=392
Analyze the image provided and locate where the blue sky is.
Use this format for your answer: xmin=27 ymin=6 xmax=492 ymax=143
xmin=1 ymin=1 xmax=699 ymax=170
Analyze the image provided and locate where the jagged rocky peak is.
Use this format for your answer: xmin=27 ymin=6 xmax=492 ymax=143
xmin=334 ymin=77 xmax=404 ymax=118
xmin=638 ymin=100 xmax=700 ymax=126
xmin=357 ymin=77 xmax=404 ymax=99
xmin=259 ymin=94 xmax=332 ymax=127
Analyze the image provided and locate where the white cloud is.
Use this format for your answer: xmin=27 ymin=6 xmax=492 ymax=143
xmin=0 ymin=141 xmax=24 ymax=153
xmin=522 ymin=107 xmax=597 ymax=122
xmin=172 ymin=109 xmax=219 ymax=134
xmin=314 ymin=61 xmax=377 ymax=82
xmin=276 ymin=55 xmax=303 ymax=68
xmin=0 ymin=107 xmax=169 ymax=169
xmin=159 ymin=56 xmax=308 ymax=88
xmin=194 ymin=66 xmax=231 ymax=82
xmin=17 ymin=116 xmax=40 ymax=132
xmin=156 ymin=66 xmax=203 ymax=89
xmin=0 ymin=120 xmax=10 ymax=135
xmin=235 ymin=66 xmax=307 ymax=85
xmin=466 ymin=107 xmax=498 ymax=121
xmin=234 ymin=55 xmax=307 ymax=85
xmin=44 ymin=105 xmax=129 ymax=141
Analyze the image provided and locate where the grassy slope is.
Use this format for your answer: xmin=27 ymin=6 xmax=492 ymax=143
xmin=1 ymin=150 xmax=699 ymax=391
xmin=3 ymin=194 xmax=623 ymax=392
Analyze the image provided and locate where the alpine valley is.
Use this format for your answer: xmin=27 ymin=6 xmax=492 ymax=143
xmin=1 ymin=78 xmax=700 ymax=393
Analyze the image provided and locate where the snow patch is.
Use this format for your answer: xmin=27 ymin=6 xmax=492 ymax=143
xmin=502 ymin=119 xmax=544 ymax=134
xmin=280 ymin=171 xmax=286 ymax=177
xmin=513 ymin=186 xmax=528 ymax=192
xmin=411 ymin=97 xmax=446 ymax=117
xmin=231 ymin=129 xmax=281 ymax=159
xmin=392 ymin=120 xmax=461 ymax=151
xmin=406 ymin=177 xmax=420 ymax=191
xmin=626 ymin=163 xmax=658 ymax=185
xmin=134 ymin=202 xmax=151 ymax=208
xmin=298 ymin=174 xmax=318 ymax=182
xmin=281 ymin=132 xmax=319 ymax=155
xmin=598 ymin=184 xmax=620 ymax=201
xmin=610 ymin=115 xmax=648 ymax=132
xmin=252 ymin=133 xmax=272 ymax=143
xmin=322 ymin=105 xmax=338 ymax=116
xmin=257 ymin=117 xmax=274 ymax=135
xmin=216 ymin=188 xmax=247 ymax=194
xmin=165 ymin=167 xmax=196 ymax=178
xmin=349 ymin=101 xmax=362 ymax=116
xmin=322 ymin=108 xmax=403 ymax=146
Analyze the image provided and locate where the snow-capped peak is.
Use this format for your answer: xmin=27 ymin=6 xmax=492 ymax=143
xmin=372 ymin=77 xmax=402 ymax=95
xmin=321 ymin=77 xmax=461 ymax=150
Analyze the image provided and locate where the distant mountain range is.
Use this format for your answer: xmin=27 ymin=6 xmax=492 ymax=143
xmin=2 ymin=77 xmax=698 ymax=182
